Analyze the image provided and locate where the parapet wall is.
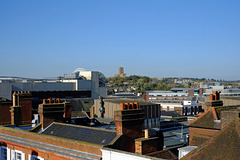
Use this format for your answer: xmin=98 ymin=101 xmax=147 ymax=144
xmin=0 ymin=126 xmax=102 ymax=157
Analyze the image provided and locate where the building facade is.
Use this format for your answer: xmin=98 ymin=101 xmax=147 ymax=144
xmin=93 ymin=98 xmax=161 ymax=129
xmin=0 ymin=70 xmax=107 ymax=100
xmin=146 ymin=91 xmax=202 ymax=116
xmin=0 ymin=100 xmax=168 ymax=160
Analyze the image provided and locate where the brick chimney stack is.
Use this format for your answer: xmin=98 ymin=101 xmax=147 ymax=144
xmin=114 ymin=102 xmax=144 ymax=152
xmin=38 ymin=99 xmax=71 ymax=129
xmin=10 ymin=92 xmax=22 ymax=126
xmin=113 ymin=102 xmax=163 ymax=154
xmin=114 ymin=103 xmax=144 ymax=136
xmin=206 ymin=91 xmax=223 ymax=110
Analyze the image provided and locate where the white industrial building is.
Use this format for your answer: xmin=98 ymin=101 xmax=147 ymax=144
xmin=146 ymin=90 xmax=202 ymax=116
xmin=160 ymin=100 xmax=202 ymax=115
xmin=0 ymin=69 xmax=107 ymax=100
xmin=203 ymin=85 xmax=240 ymax=97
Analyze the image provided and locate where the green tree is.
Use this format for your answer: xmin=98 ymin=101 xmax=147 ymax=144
xmin=137 ymin=79 xmax=144 ymax=92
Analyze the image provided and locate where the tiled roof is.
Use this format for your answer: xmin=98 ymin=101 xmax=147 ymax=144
xmin=188 ymin=106 xmax=240 ymax=129
xmin=41 ymin=122 xmax=116 ymax=145
xmin=214 ymin=105 xmax=240 ymax=119
xmin=188 ymin=108 xmax=220 ymax=129
xmin=146 ymin=149 xmax=177 ymax=160
xmin=183 ymin=120 xmax=240 ymax=160
xmin=191 ymin=135 xmax=211 ymax=146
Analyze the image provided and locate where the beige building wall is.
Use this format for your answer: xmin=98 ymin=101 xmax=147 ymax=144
xmin=205 ymin=96 xmax=240 ymax=106
xmin=93 ymin=99 xmax=161 ymax=129
xmin=221 ymin=98 xmax=240 ymax=106
xmin=94 ymin=99 xmax=120 ymax=119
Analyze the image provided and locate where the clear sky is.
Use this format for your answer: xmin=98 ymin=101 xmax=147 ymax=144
xmin=0 ymin=1 xmax=239 ymax=80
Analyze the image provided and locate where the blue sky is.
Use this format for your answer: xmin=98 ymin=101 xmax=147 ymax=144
xmin=0 ymin=1 xmax=239 ymax=80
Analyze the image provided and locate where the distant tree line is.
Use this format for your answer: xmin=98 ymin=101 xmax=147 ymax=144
xmin=107 ymin=75 xmax=208 ymax=94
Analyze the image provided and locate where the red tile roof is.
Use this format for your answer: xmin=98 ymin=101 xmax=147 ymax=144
xmin=183 ymin=120 xmax=240 ymax=160
xmin=188 ymin=107 xmax=220 ymax=129
xmin=146 ymin=149 xmax=177 ymax=160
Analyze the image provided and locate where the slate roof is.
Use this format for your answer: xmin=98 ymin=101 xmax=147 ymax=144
xmin=71 ymin=111 xmax=89 ymax=118
xmin=182 ymin=120 xmax=240 ymax=160
xmin=161 ymin=111 xmax=182 ymax=117
xmin=66 ymin=98 xmax=93 ymax=112
xmin=41 ymin=122 xmax=116 ymax=145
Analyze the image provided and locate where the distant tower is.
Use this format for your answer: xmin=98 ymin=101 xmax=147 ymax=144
xmin=119 ymin=67 xmax=124 ymax=74
xmin=115 ymin=67 xmax=126 ymax=78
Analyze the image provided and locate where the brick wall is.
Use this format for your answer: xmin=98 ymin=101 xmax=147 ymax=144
xmin=135 ymin=137 xmax=160 ymax=155
xmin=19 ymin=96 xmax=32 ymax=124
xmin=0 ymin=102 xmax=12 ymax=125
xmin=114 ymin=108 xmax=145 ymax=153
xmin=0 ymin=126 xmax=102 ymax=159
xmin=0 ymin=140 xmax=72 ymax=160
xmin=174 ymin=107 xmax=183 ymax=115
xmin=206 ymin=100 xmax=223 ymax=110
xmin=38 ymin=102 xmax=71 ymax=129
xmin=0 ymin=93 xmax=32 ymax=125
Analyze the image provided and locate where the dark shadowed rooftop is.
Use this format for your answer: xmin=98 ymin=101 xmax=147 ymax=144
xmin=41 ymin=122 xmax=116 ymax=145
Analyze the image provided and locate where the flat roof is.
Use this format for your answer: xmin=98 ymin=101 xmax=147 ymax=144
xmin=102 ymin=98 xmax=157 ymax=105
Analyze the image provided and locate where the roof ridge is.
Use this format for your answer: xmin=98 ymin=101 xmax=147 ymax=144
xmin=212 ymin=107 xmax=218 ymax=120
xmin=188 ymin=107 xmax=213 ymax=126
xmin=53 ymin=122 xmax=116 ymax=133
xmin=145 ymin=148 xmax=177 ymax=159
xmin=39 ymin=122 xmax=54 ymax=133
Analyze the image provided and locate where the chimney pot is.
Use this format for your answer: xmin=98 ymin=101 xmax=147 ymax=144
xmin=145 ymin=129 xmax=149 ymax=138
xmin=13 ymin=93 xmax=16 ymax=106
xmin=130 ymin=103 xmax=134 ymax=109
xmin=120 ymin=103 xmax=124 ymax=110
xmin=57 ymin=98 xmax=61 ymax=103
xmin=134 ymin=102 xmax=139 ymax=109
xmin=210 ymin=94 xmax=213 ymax=101
xmin=125 ymin=103 xmax=129 ymax=110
